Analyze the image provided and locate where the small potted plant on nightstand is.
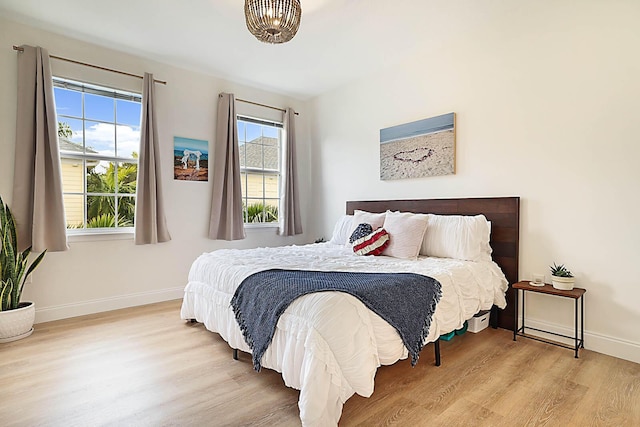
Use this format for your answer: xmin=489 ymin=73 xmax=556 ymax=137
xmin=550 ymin=263 xmax=575 ymax=290
xmin=0 ymin=197 xmax=46 ymax=343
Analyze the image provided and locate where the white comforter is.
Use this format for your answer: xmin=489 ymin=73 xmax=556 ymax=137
xmin=180 ymin=243 xmax=508 ymax=426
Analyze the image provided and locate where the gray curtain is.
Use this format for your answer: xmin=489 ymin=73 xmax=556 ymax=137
xmin=208 ymin=93 xmax=245 ymax=240
xmin=12 ymin=45 xmax=67 ymax=252
xmin=134 ymin=73 xmax=171 ymax=244
xmin=278 ymin=108 xmax=302 ymax=236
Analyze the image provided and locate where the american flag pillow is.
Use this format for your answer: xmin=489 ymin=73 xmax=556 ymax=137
xmin=349 ymin=223 xmax=374 ymax=244
xmin=352 ymin=228 xmax=390 ymax=256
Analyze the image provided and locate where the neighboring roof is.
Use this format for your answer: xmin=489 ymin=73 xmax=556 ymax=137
xmin=241 ymin=136 xmax=279 ymax=170
xmin=59 ymin=137 xmax=98 ymax=154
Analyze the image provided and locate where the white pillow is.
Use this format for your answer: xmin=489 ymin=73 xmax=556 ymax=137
xmin=381 ymin=211 xmax=428 ymax=259
xmin=328 ymin=215 xmax=354 ymax=245
xmin=345 ymin=210 xmax=387 ymax=246
xmin=420 ymin=214 xmax=492 ymax=261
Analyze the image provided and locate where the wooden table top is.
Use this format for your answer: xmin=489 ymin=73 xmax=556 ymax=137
xmin=513 ymin=280 xmax=586 ymax=299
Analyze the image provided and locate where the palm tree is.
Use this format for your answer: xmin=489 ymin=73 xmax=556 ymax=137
xmin=86 ymin=156 xmax=138 ymax=228
xmin=57 ymin=121 xmax=73 ymax=138
xmin=86 ymin=213 xmax=133 ymax=229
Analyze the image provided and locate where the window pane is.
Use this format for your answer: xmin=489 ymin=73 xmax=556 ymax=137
xmin=116 ymin=99 xmax=141 ymax=127
xmin=237 ymin=117 xmax=281 ymax=225
xmin=64 ymin=194 xmax=84 ymax=229
xmin=54 ymin=87 xmax=82 ymax=118
xmin=116 ymin=124 xmax=140 ymax=158
xmin=264 ymin=144 xmax=279 ymax=171
xmin=117 ymin=196 xmax=135 ymax=227
xmin=87 ymin=195 xmax=115 ymax=228
xmin=87 ymin=161 xmax=116 ymax=195
xmin=264 ymin=198 xmax=279 ymax=208
xmin=57 ymin=117 xmax=83 ymax=148
xmin=245 ymin=122 xmax=261 ymax=142
xmin=246 ymin=199 xmax=265 ymax=222
xmin=263 ymin=126 xmax=279 ymax=138
xmin=60 ymin=157 xmax=84 ymax=193
xmin=264 ymin=198 xmax=279 ymax=223
xmin=240 ymin=172 xmax=247 ymax=196
xmin=85 ymin=121 xmax=115 ymax=156
xmin=237 ymin=121 xmax=246 ymax=143
xmin=239 ymin=142 xmax=246 ymax=168
xmin=245 ymin=173 xmax=264 ymax=198
xmin=56 ymin=77 xmax=140 ymax=233
xmin=117 ymin=162 xmax=138 ymax=194
xmin=85 ymin=93 xmax=114 ymax=122
xmin=244 ymin=142 xmax=263 ymax=169
xmin=265 ymin=175 xmax=279 ymax=199
xmin=244 ymin=198 xmax=278 ymax=223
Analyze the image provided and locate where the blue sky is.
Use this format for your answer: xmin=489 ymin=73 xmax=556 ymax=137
xmin=238 ymin=120 xmax=279 ymax=143
xmin=56 ymin=87 xmax=281 ymax=157
xmin=55 ymin=87 xmax=142 ymax=158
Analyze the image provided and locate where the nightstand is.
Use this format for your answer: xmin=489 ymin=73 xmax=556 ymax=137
xmin=512 ymin=281 xmax=586 ymax=358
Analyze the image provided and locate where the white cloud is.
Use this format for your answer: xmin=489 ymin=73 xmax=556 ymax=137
xmin=72 ymin=122 xmax=140 ymax=158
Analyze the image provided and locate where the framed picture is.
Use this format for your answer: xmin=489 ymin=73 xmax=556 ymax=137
xmin=380 ymin=112 xmax=456 ymax=180
xmin=173 ymin=136 xmax=208 ymax=181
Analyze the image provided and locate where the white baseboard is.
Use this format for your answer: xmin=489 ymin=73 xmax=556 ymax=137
xmin=34 ymin=287 xmax=185 ymax=324
xmin=523 ymin=317 xmax=640 ymax=365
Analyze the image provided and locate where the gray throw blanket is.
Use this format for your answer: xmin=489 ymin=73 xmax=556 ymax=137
xmin=230 ymin=269 xmax=442 ymax=371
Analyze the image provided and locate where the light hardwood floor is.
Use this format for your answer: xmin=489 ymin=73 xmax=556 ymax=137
xmin=1 ymin=300 xmax=638 ymax=426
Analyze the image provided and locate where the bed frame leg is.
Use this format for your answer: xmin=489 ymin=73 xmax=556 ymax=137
xmin=434 ymin=339 xmax=441 ymax=366
xmin=233 ymin=349 xmax=238 ymax=360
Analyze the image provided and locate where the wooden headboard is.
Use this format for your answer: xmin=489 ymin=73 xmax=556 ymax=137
xmin=346 ymin=197 xmax=519 ymax=330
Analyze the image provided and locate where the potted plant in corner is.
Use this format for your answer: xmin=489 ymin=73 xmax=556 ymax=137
xmin=0 ymin=197 xmax=46 ymax=343
xmin=550 ymin=262 xmax=575 ymax=291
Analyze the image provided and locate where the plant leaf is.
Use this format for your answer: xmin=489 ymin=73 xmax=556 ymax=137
xmin=1 ymin=197 xmax=47 ymax=311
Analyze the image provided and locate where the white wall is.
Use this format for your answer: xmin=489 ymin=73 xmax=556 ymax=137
xmin=309 ymin=1 xmax=640 ymax=363
xmin=0 ymin=17 xmax=312 ymax=323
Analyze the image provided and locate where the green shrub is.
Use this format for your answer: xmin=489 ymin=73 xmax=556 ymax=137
xmin=245 ymin=202 xmax=278 ymax=223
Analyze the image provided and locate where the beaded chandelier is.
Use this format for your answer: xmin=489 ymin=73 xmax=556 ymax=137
xmin=244 ymin=0 xmax=302 ymax=44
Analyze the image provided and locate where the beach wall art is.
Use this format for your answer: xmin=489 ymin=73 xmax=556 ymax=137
xmin=174 ymin=136 xmax=209 ymax=181
xmin=380 ymin=112 xmax=456 ymax=180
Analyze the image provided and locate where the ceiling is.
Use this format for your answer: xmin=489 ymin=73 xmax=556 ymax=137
xmin=0 ymin=0 xmax=489 ymax=100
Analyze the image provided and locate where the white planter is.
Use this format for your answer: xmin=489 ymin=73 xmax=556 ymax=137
xmin=552 ymin=276 xmax=575 ymax=291
xmin=0 ymin=302 xmax=35 ymax=343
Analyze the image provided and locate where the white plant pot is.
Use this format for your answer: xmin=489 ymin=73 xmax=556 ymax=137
xmin=552 ymin=276 xmax=575 ymax=291
xmin=0 ymin=302 xmax=35 ymax=343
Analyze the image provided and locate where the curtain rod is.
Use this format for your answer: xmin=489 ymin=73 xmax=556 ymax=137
xmin=12 ymin=45 xmax=167 ymax=85
xmin=236 ymin=97 xmax=299 ymax=116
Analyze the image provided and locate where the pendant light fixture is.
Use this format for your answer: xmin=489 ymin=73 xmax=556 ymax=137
xmin=244 ymin=0 xmax=302 ymax=44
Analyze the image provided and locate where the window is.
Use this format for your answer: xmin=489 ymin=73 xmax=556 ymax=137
xmin=53 ymin=77 xmax=142 ymax=232
xmin=237 ymin=116 xmax=282 ymax=224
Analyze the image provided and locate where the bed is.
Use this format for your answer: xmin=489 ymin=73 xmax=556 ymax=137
xmin=180 ymin=197 xmax=520 ymax=426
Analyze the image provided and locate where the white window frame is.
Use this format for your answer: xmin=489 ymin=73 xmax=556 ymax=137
xmin=54 ymin=77 xmax=141 ymax=236
xmin=237 ymin=115 xmax=283 ymax=227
